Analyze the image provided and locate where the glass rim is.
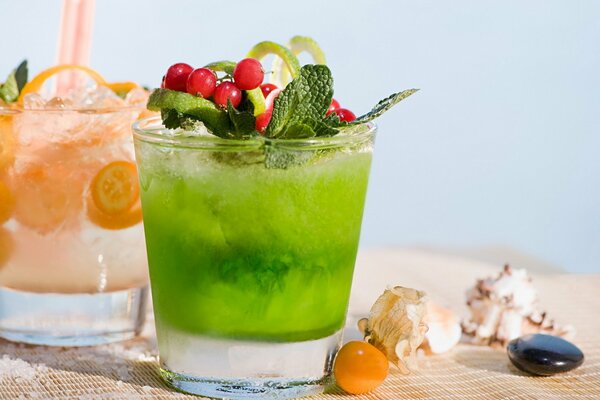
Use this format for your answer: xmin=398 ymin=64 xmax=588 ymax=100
xmin=132 ymin=116 xmax=376 ymax=150
xmin=0 ymin=104 xmax=144 ymax=115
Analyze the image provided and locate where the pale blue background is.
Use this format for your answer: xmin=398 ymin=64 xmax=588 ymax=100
xmin=2 ymin=1 xmax=599 ymax=272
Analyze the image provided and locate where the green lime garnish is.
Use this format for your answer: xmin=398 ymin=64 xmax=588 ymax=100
xmin=245 ymin=87 xmax=266 ymax=116
xmin=271 ymin=36 xmax=326 ymax=88
xmin=147 ymin=89 xmax=230 ymax=133
xmin=246 ymin=41 xmax=301 ymax=85
xmin=204 ymin=60 xmax=237 ymax=75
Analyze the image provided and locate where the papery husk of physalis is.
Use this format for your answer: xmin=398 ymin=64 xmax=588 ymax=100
xmin=358 ymin=286 xmax=428 ymax=374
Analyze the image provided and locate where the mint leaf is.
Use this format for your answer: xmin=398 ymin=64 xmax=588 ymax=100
xmin=345 ymin=89 xmax=419 ymax=127
xmin=0 ymin=60 xmax=28 ymax=104
xmin=322 ymin=89 xmax=418 ymax=129
xmin=0 ymin=75 xmax=18 ymax=103
xmin=15 ymin=60 xmax=28 ymax=93
xmin=279 ymin=119 xmax=337 ymax=138
xmin=227 ymin=100 xmax=256 ymax=138
xmin=280 ymin=123 xmax=315 ymax=139
xmin=161 ymin=109 xmax=185 ymax=129
xmin=266 ymin=64 xmax=334 ymax=138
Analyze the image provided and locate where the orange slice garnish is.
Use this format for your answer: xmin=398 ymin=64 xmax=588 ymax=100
xmin=106 ymin=81 xmax=139 ymax=97
xmin=17 ymin=65 xmax=139 ymax=103
xmin=90 ymin=161 xmax=139 ymax=215
xmin=13 ymin=165 xmax=84 ymax=234
xmin=0 ymin=227 xmax=14 ymax=269
xmin=0 ymin=180 xmax=15 ymax=224
xmin=87 ymin=196 xmax=143 ymax=230
xmin=0 ymin=115 xmax=15 ymax=172
xmin=18 ymin=65 xmax=107 ymax=103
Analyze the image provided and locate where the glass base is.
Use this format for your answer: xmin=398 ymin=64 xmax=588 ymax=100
xmin=0 ymin=285 xmax=148 ymax=346
xmin=161 ymin=369 xmax=327 ymax=400
xmin=157 ymin=328 xmax=341 ymax=399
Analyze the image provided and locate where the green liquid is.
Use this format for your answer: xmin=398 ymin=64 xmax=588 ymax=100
xmin=137 ymin=146 xmax=372 ymax=342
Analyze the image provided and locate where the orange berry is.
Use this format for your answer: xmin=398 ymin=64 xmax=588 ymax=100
xmin=333 ymin=341 xmax=389 ymax=395
xmin=90 ymin=161 xmax=139 ymax=215
xmin=0 ymin=180 xmax=15 ymax=224
xmin=0 ymin=227 xmax=14 ymax=269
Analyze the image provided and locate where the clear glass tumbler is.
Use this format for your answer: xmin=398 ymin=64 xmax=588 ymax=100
xmin=133 ymin=116 xmax=375 ymax=399
xmin=0 ymin=100 xmax=149 ymax=346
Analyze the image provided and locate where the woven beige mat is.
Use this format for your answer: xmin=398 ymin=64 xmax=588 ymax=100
xmin=1 ymin=248 xmax=599 ymax=399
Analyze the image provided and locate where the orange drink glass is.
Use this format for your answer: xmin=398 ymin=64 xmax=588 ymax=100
xmin=0 ymin=76 xmax=149 ymax=346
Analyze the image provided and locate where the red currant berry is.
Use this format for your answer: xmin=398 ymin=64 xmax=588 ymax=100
xmin=255 ymin=111 xmax=272 ymax=134
xmin=326 ymin=98 xmax=340 ymax=115
xmin=233 ymin=58 xmax=264 ymax=90
xmin=160 ymin=75 xmax=166 ymax=89
xmin=187 ymin=68 xmax=217 ymax=98
xmin=260 ymin=83 xmax=278 ymax=98
xmin=213 ymin=82 xmax=242 ymax=108
xmin=164 ymin=63 xmax=193 ymax=92
xmin=333 ymin=108 xmax=356 ymax=122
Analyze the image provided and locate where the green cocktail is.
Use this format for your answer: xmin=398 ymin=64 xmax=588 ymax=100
xmin=138 ymin=136 xmax=372 ymax=342
xmin=134 ymin=35 xmax=416 ymax=399
xmin=133 ymin=119 xmax=375 ymax=398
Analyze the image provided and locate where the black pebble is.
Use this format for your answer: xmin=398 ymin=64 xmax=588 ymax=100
xmin=507 ymin=334 xmax=584 ymax=376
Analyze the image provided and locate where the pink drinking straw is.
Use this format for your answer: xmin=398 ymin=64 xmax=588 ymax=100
xmin=55 ymin=0 xmax=96 ymax=95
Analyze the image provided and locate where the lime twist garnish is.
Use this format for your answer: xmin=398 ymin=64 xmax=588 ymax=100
xmin=270 ymin=36 xmax=326 ymax=88
xmin=246 ymin=41 xmax=302 ymax=84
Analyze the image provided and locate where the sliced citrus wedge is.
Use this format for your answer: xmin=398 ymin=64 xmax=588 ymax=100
xmin=13 ymin=165 xmax=83 ymax=234
xmin=90 ymin=161 xmax=139 ymax=215
xmin=0 ymin=115 xmax=15 ymax=172
xmin=87 ymin=195 xmax=143 ymax=230
xmin=0 ymin=180 xmax=15 ymax=224
xmin=246 ymin=41 xmax=301 ymax=87
xmin=271 ymin=36 xmax=326 ymax=87
xmin=0 ymin=227 xmax=14 ymax=269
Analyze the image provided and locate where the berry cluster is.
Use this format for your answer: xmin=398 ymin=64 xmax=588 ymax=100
xmin=161 ymin=58 xmax=265 ymax=109
xmin=160 ymin=59 xmax=356 ymax=133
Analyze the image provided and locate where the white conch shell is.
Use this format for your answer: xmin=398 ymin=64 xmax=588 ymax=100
xmin=358 ymin=286 xmax=428 ymax=374
xmin=420 ymin=302 xmax=462 ymax=354
xmin=462 ymin=264 xmax=574 ymax=346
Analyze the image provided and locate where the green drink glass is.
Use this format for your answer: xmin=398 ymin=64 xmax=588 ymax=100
xmin=133 ymin=116 xmax=375 ymax=399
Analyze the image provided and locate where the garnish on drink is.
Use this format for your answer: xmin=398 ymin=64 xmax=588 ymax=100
xmin=147 ymin=36 xmax=417 ymax=139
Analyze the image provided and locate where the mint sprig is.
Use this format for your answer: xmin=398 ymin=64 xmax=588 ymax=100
xmin=0 ymin=60 xmax=28 ymax=104
xmin=265 ymin=64 xmax=417 ymax=138
xmin=266 ymin=64 xmax=334 ymax=138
